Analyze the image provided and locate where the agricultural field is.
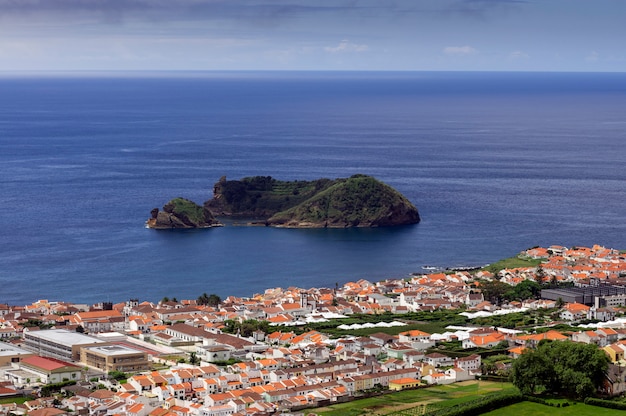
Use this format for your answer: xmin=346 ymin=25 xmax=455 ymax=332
xmin=308 ymin=381 xmax=516 ymax=416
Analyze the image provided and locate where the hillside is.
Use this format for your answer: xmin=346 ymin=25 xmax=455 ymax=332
xmin=205 ymin=174 xmax=420 ymax=228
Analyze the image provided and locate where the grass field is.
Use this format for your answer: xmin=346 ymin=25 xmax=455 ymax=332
xmin=0 ymin=397 xmax=29 ymax=405
xmin=308 ymin=381 xmax=517 ymax=416
xmin=482 ymin=401 xmax=621 ymax=415
xmin=481 ymin=255 xmax=543 ymax=274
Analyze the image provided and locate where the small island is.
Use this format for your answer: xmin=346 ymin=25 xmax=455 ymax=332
xmin=147 ymin=197 xmax=222 ymax=229
xmin=147 ymin=174 xmax=420 ymax=229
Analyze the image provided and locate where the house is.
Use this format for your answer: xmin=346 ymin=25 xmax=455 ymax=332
xmin=465 ymin=293 xmax=484 ymax=308
xmin=508 ymin=346 xmax=527 ymax=358
xmin=454 ymin=354 xmax=481 ymax=372
xmin=388 ymin=377 xmax=421 ymax=391
xmin=601 ymin=363 xmax=626 ymax=397
xmin=515 ymin=330 xmax=568 ymax=348
xmin=462 ymin=332 xmax=505 ymax=349
xmin=398 ymin=330 xmax=434 ymax=350
xmin=73 ymin=309 xmax=125 ymax=333
xmin=445 ymin=366 xmax=473 ymax=382
xmin=603 ymin=341 xmax=626 ymax=363
xmin=386 ymin=343 xmax=416 ymax=360
xmin=424 ymin=353 xmax=453 ymax=368
xmin=197 ymin=345 xmax=231 ymax=364
xmin=587 ymin=307 xmax=617 ymax=322
xmin=572 ymin=330 xmax=608 ymax=347
xmin=560 ymin=303 xmax=591 ymax=321
xmin=422 ymin=371 xmax=453 ymax=385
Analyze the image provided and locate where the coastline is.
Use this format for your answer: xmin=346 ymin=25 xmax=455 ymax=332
xmin=4 ymin=244 xmax=622 ymax=307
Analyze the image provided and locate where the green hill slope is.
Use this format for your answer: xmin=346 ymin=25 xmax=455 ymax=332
xmin=205 ymin=174 xmax=420 ymax=228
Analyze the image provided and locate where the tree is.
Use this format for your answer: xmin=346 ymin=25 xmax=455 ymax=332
xmin=534 ymin=265 xmax=546 ymax=286
xmin=108 ymin=370 xmax=128 ymax=382
xmin=511 ymin=348 xmax=554 ymax=394
xmin=198 ymin=293 xmax=221 ymax=307
xmin=511 ymin=340 xmax=609 ymax=398
xmin=222 ymin=319 xmax=269 ymax=337
xmin=189 ymin=352 xmax=200 ymax=365
xmin=556 ymin=297 xmax=565 ymax=308
xmin=505 ymin=280 xmax=541 ymax=302
xmin=479 ymin=280 xmax=511 ymax=305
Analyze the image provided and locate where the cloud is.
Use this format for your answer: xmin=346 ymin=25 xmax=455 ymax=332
xmin=325 ymin=40 xmax=369 ymax=53
xmin=443 ymin=46 xmax=477 ymax=56
xmin=509 ymin=50 xmax=529 ymax=60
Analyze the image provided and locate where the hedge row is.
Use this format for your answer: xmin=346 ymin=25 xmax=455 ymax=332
xmin=584 ymin=397 xmax=626 ymax=410
xmin=523 ymin=396 xmax=572 ymax=407
xmin=40 ymin=380 xmax=77 ymax=396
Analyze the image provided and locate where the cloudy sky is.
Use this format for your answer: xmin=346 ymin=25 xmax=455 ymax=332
xmin=0 ymin=0 xmax=624 ymax=72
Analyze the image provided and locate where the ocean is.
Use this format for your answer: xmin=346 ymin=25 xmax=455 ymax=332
xmin=1 ymin=71 xmax=625 ymax=305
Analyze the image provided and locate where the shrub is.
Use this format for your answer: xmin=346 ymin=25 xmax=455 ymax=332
xmin=584 ymin=397 xmax=626 ymax=410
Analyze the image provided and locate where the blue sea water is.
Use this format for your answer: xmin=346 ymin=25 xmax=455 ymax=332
xmin=1 ymin=71 xmax=625 ymax=305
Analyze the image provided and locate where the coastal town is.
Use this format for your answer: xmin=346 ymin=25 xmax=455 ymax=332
xmin=1 ymin=244 xmax=626 ymax=415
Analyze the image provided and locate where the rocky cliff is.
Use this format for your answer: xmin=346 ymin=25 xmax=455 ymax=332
xmin=147 ymin=197 xmax=222 ymax=229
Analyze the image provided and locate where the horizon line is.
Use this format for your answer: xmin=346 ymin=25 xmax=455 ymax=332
xmin=1 ymin=69 xmax=624 ymax=79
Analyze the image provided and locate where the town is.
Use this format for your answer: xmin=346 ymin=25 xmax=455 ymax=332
xmin=1 ymin=244 xmax=626 ymax=415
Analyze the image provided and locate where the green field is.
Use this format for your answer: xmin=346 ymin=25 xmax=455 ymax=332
xmin=0 ymin=397 xmax=30 ymax=405
xmin=481 ymin=255 xmax=544 ymax=274
xmin=482 ymin=401 xmax=621 ymax=415
xmin=309 ymin=381 xmax=517 ymax=416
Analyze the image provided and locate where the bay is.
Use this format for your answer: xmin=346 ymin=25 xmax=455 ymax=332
xmin=1 ymin=71 xmax=625 ymax=305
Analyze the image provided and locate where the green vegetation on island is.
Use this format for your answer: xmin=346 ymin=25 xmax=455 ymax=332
xmin=147 ymin=197 xmax=221 ymax=229
xmin=149 ymin=174 xmax=420 ymax=229
xmin=205 ymin=174 xmax=420 ymax=228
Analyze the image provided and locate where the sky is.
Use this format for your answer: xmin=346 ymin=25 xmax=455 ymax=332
xmin=0 ymin=0 xmax=625 ymax=72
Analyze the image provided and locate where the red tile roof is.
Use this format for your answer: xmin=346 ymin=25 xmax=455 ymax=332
xmin=21 ymin=356 xmax=81 ymax=371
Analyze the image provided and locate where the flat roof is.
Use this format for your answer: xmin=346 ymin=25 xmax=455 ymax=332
xmin=0 ymin=341 xmax=32 ymax=357
xmin=85 ymin=345 xmax=144 ymax=356
xmin=25 ymin=329 xmax=106 ymax=346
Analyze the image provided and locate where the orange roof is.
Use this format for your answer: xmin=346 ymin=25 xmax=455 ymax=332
xmin=76 ymin=309 xmax=123 ymax=319
xmin=281 ymin=303 xmax=302 ymax=311
xmin=267 ymin=314 xmax=292 ymax=323
xmin=22 ymin=356 xmax=81 ymax=371
xmin=400 ymin=329 xmax=431 ymax=337
xmin=508 ymin=346 xmax=527 ymax=355
xmin=470 ymin=333 xmax=504 ymax=346
xmin=565 ymin=302 xmax=590 ymax=312
xmin=390 ymin=377 xmax=420 ymax=384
